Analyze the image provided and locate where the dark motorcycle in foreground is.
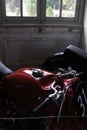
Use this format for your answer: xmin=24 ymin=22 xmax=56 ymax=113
xmin=0 ymin=44 xmax=87 ymax=130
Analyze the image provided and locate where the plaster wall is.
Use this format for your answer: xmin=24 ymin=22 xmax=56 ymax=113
xmin=81 ymin=0 xmax=87 ymax=50
xmin=0 ymin=26 xmax=81 ymax=70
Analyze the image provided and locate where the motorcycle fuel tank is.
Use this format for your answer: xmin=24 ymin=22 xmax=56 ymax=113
xmin=4 ymin=68 xmax=56 ymax=112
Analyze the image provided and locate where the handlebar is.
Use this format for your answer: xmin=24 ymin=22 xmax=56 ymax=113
xmin=33 ymin=81 xmax=66 ymax=125
xmin=33 ymin=67 xmax=86 ymax=121
xmin=57 ymin=67 xmax=85 ymax=79
xmin=33 ymin=81 xmax=65 ymax=115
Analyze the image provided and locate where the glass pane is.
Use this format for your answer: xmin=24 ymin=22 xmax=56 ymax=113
xmin=62 ymin=0 xmax=76 ymax=17
xmin=5 ymin=0 xmax=21 ymax=16
xmin=46 ymin=0 xmax=61 ymax=17
xmin=23 ymin=0 xmax=37 ymax=17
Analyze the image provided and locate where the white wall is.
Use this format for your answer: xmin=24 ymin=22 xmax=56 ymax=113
xmin=81 ymin=0 xmax=87 ymax=50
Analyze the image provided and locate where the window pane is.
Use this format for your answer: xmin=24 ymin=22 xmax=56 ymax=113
xmin=23 ymin=0 xmax=37 ymax=17
xmin=62 ymin=0 xmax=76 ymax=17
xmin=5 ymin=0 xmax=21 ymax=16
xmin=46 ymin=0 xmax=61 ymax=17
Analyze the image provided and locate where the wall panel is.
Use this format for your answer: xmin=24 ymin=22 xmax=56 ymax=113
xmin=0 ymin=27 xmax=81 ymax=70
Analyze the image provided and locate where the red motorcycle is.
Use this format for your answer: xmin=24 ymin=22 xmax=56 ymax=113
xmin=0 ymin=44 xmax=87 ymax=130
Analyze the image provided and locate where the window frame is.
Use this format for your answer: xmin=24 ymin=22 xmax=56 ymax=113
xmin=1 ymin=0 xmax=41 ymax=23
xmin=44 ymin=0 xmax=84 ymax=23
xmin=0 ymin=0 xmax=85 ymax=26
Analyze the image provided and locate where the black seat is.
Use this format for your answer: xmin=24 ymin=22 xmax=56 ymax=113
xmin=0 ymin=61 xmax=12 ymax=78
xmin=42 ymin=44 xmax=87 ymax=72
xmin=64 ymin=44 xmax=87 ymax=71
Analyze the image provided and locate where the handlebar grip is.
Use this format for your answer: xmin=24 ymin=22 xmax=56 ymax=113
xmin=33 ymin=97 xmax=53 ymax=115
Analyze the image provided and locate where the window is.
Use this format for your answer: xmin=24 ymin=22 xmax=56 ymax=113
xmin=46 ymin=0 xmax=76 ymax=18
xmin=5 ymin=0 xmax=37 ymax=17
xmin=0 ymin=0 xmax=85 ymax=26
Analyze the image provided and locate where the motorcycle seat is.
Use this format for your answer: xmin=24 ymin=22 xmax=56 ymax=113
xmin=64 ymin=44 xmax=87 ymax=71
xmin=0 ymin=61 xmax=12 ymax=77
xmin=42 ymin=44 xmax=87 ymax=73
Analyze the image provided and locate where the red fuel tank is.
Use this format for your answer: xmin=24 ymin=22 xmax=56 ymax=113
xmin=4 ymin=68 xmax=56 ymax=112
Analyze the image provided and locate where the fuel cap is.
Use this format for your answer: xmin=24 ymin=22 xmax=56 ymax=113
xmin=32 ymin=69 xmax=43 ymax=77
